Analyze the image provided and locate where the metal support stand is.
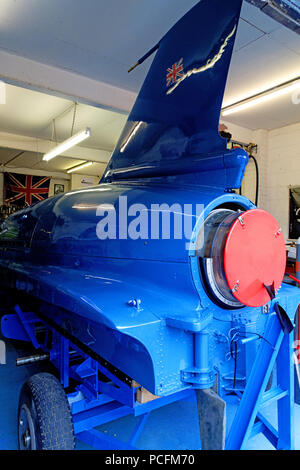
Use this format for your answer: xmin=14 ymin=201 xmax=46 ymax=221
xmin=181 ymin=330 xmax=215 ymax=389
xmin=1 ymin=306 xmax=194 ymax=450
xmin=226 ymin=311 xmax=294 ymax=450
xmin=2 ymin=305 xmax=295 ymax=450
xmin=289 ymin=238 xmax=300 ymax=404
xmin=196 ymin=388 xmax=226 ymax=450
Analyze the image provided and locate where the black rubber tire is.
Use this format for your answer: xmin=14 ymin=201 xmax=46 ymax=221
xmin=17 ymin=372 xmax=75 ymax=450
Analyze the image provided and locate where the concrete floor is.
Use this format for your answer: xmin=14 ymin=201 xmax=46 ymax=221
xmin=0 ymin=334 xmax=300 ymax=450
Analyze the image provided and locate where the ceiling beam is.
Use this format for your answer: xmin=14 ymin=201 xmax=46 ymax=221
xmin=0 ymin=165 xmax=70 ymax=180
xmin=3 ymin=150 xmax=25 ymax=166
xmin=0 ymin=49 xmax=136 ymax=114
xmin=0 ymin=131 xmax=112 ymax=164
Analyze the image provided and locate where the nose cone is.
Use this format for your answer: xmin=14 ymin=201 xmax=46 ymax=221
xmin=223 ymin=209 xmax=286 ymax=307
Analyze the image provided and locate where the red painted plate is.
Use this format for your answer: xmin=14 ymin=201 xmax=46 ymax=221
xmin=223 ymin=209 xmax=286 ymax=307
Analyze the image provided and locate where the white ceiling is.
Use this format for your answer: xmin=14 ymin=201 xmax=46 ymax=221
xmin=224 ymin=6 xmax=300 ymax=129
xmin=0 ymin=84 xmax=127 ymax=175
xmin=0 ymin=0 xmax=298 ymax=94
xmin=0 ymin=147 xmax=106 ymax=178
xmin=0 ymin=85 xmax=127 ymax=149
xmin=0 ymin=0 xmax=298 ymax=176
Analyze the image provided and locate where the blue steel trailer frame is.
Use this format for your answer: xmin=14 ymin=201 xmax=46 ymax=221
xmin=2 ymin=305 xmax=194 ymax=449
xmin=1 ymin=302 xmax=295 ymax=450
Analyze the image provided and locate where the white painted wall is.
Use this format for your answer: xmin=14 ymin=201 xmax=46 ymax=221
xmin=222 ymin=121 xmax=254 ymax=144
xmin=264 ymin=122 xmax=300 ymax=240
xmin=70 ymin=173 xmax=100 ymax=190
xmin=223 ymin=120 xmax=300 ymax=240
xmin=49 ymin=178 xmax=70 ymax=197
xmin=222 ymin=120 xmax=259 ymax=205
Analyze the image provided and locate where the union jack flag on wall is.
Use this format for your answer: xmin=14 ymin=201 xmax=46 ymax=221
xmin=4 ymin=173 xmax=51 ymax=206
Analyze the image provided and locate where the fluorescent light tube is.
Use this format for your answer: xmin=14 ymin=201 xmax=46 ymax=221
xmin=67 ymin=161 xmax=93 ymax=173
xmin=43 ymin=127 xmax=91 ymax=161
xmin=222 ymin=79 xmax=300 ymax=117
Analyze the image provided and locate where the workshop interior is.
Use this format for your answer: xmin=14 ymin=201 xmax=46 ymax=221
xmin=0 ymin=0 xmax=299 ymax=452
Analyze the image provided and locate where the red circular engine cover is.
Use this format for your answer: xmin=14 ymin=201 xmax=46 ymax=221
xmin=223 ymin=209 xmax=286 ymax=307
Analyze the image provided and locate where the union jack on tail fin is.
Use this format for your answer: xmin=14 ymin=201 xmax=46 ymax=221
xmin=102 ymin=0 xmax=243 ymax=183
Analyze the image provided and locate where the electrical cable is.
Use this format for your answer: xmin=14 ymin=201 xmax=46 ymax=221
xmin=229 ymin=332 xmax=239 ymax=390
xmin=229 ymin=330 xmax=276 ymax=391
xmin=240 ymin=331 xmax=276 ymax=351
xmin=233 ymin=341 xmax=237 ymax=389
xmin=53 ymin=119 xmax=57 ymax=144
xmin=71 ymin=103 xmax=78 ymax=137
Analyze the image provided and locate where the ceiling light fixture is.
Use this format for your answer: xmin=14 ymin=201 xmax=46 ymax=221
xmin=222 ymin=78 xmax=300 ymax=116
xmin=43 ymin=127 xmax=91 ymax=161
xmin=67 ymin=161 xmax=93 ymax=174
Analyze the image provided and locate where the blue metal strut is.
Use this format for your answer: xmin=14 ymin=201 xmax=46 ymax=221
xmin=226 ymin=310 xmax=294 ymax=450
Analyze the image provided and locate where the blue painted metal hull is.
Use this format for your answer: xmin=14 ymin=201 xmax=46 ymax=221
xmin=0 ymin=183 xmax=255 ymax=394
xmin=1 ymin=181 xmax=299 ymax=397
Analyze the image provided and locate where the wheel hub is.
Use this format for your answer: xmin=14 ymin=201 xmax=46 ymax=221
xmin=18 ymin=404 xmax=36 ymax=450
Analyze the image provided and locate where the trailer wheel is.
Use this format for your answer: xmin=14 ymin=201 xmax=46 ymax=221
xmin=17 ymin=372 xmax=75 ymax=450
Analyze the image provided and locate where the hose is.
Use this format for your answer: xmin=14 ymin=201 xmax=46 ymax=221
xmin=249 ymin=154 xmax=259 ymax=207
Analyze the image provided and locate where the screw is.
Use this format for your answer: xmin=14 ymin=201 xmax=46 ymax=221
xmin=22 ymin=430 xmax=31 ymax=448
xmin=232 ymin=281 xmax=240 ymax=293
xmin=238 ymin=216 xmax=245 ymax=226
xmin=127 ymin=299 xmax=141 ymax=309
xmin=275 ymin=228 xmax=282 ymax=238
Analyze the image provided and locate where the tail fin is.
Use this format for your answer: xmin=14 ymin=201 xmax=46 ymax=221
xmin=103 ymin=0 xmax=243 ymax=183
